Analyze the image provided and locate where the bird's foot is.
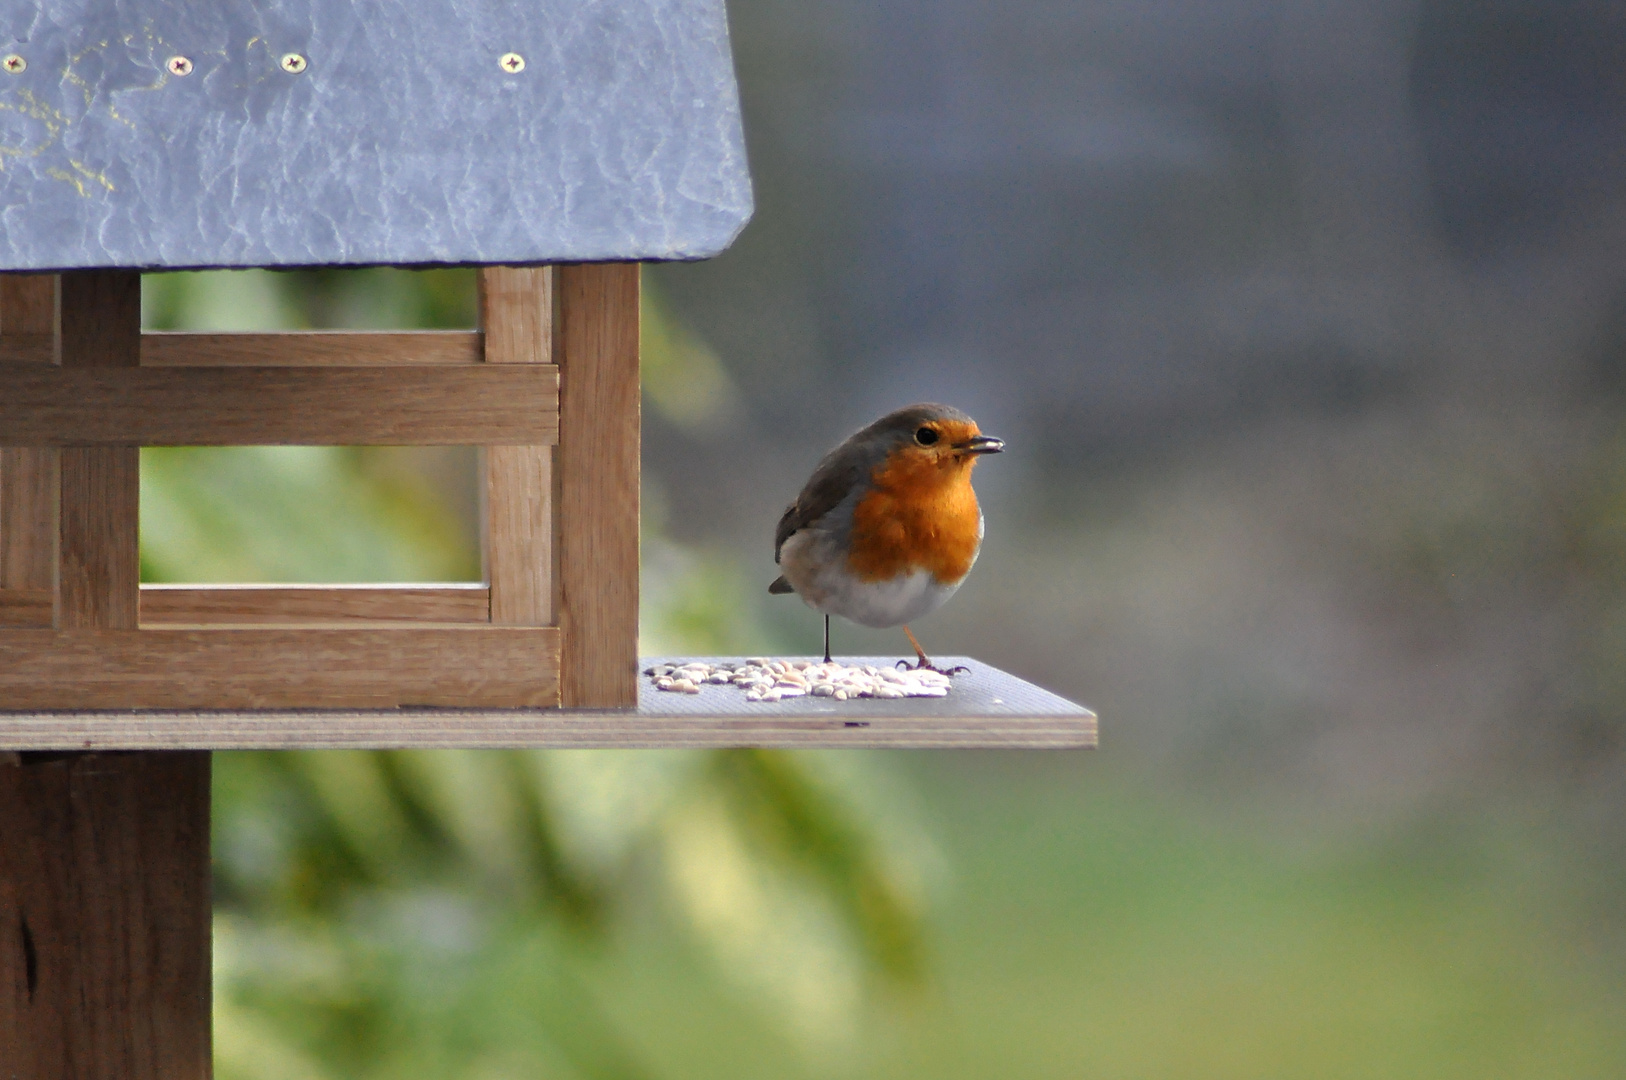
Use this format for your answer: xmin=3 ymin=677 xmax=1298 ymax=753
xmin=896 ymin=658 xmax=970 ymax=677
xmin=896 ymin=626 xmax=967 ymax=675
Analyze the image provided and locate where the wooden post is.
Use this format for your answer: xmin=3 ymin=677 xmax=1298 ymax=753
xmin=56 ymin=271 xmax=141 ymax=632
xmin=0 ymin=274 xmax=59 ymax=626
xmin=0 ymin=272 xmax=212 ymax=1079
xmin=554 ymin=263 xmax=641 ymax=708
xmin=480 ymin=267 xmax=556 ymax=630
xmin=0 ymin=752 xmax=212 ymax=1080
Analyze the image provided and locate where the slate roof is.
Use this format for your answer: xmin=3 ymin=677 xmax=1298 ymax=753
xmin=0 ymin=0 xmax=753 ymax=270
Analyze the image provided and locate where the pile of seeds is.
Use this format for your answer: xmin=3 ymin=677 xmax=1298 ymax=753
xmin=644 ymin=659 xmax=953 ymax=701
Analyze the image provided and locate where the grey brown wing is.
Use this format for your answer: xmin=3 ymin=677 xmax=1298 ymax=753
xmin=773 ymin=450 xmax=866 ymax=563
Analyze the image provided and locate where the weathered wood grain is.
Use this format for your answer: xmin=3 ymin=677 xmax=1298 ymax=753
xmin=139 ymin=584 xmax=491 ymax=625
xmin=0 ymin=332 xmax=52 ymax=365
xmin=0 ymin=588 xmax=51 ymax=627
xmin=0 ymin=276 xmax=56 ymax=342
xmin=0 ymin=751 xmax=211 ymax=1080
xmin=0 ymin=446 xmax=56 ymax=590
xmin=139 ymin=582 xmax=487 ymax=624
xmin=57 ymin=450 xmax=138 ymax=632
xmin=0 ymin=627 xmax=559 ymax=709
xmin=478 ymin=268 xmax=551 ymax=366
xmin=2 ymin=331 xmax=484 ymax=367
xmin=57 ymin=271 xmax=140 ymax=632
xmin=485 ymin=445 xmax=553 ymax=623
xmin=0 ymin=365 xmax=559 ymax=446
xmin=555 ymin=263 xmax=641 ymax=707
xmin=142 ymin=330 xmax=482 ymax=367
xmin=480 ymin=267 xmax=555 ymax=627
xmin=0 ymin=274 xmax=58 ymax=594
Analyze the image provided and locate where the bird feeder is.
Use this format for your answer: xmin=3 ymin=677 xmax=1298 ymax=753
xmin=0 ymin=2 xmax=1090 ymax=1074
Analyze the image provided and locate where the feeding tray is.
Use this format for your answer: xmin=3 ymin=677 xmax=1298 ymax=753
xmin=0 ymin=657 xmax=1095 ymax=749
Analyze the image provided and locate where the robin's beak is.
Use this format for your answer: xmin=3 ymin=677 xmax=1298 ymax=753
xmin=955 ymin=434 xmax=1005 ymax=456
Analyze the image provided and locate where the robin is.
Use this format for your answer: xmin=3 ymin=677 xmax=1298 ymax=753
xmin=769 ymin=403 xmax=1004 ymax=671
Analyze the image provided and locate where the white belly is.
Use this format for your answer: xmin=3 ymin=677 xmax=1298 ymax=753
xmin=827 ymin=568 xmax=960 ymax=628
xmin=778 ymin=530 xmax=961 ymax=628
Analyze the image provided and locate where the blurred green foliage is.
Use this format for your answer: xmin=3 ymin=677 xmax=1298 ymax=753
xmin=141 ymin=445 xmax=479 ymax=583
xmin=212 ymin=747 xmax=933 ymax=1080
xmin=140 ymin=269 xmax=930 ymax=1079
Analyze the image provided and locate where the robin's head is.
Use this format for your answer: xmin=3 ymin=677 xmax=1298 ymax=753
xmin=860 ymin=403 xmax=1005 ymax=473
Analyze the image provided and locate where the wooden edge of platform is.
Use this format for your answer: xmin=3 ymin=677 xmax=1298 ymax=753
xmin=0 ymin=656 xmax=1096 ymax=749
xmin=0 ymin=709 xmax=1096 ymax=750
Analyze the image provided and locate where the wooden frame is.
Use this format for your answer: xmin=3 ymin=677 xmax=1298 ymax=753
xmin=0 ymin=750 xmax=212 ymax=1077
xmin=0 ymin=265 xmax=641 ymax=713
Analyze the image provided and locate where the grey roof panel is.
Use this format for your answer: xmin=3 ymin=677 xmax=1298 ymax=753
xmin=0 ymin=0 xmax=753 ymax=269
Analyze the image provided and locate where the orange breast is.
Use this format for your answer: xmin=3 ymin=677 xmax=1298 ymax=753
xmin=846 ymin=450 xmax=984 ymax=584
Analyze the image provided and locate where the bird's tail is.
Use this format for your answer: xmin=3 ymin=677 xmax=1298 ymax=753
xmin=768 ymin=575 xmax=795 ymax=594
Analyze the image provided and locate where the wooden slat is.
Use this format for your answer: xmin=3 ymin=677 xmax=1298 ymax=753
xmin=0 ymin=365 xmax=559 ymax=446
xmin=57 ymin=271 xmax=140 ymax=632
xmin=2 ymin=331 xmax=485 ymax=367
xmin=142 ymin=330 xmax=483 ymax=367
xmin=0 ymin=449 xmax=56 ymax=589
xmin=58 ymin=450 xmax=138 ymax=631
xmin=0 ymin=588 xmax=51 ymax=628
xmin=0 ymin=751 xmax=211 ymax=1079
xmin=555 ymin=263 xmax=641 ymax=707
xmin=138 ymin=584 xmax=490 ymax=625
xmin=485 ymin=446 xmax=553 ymax=621
xmin=0 ymin=627 xmax=559 ymax=709
xmin=0 ymin=275 xmax=58 ymax=595
xmin=480 ymin=267 xmax=554 ymax=626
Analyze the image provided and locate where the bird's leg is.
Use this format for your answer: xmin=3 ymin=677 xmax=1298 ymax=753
xmin=899 ymin=626 xmax=969 ymax=676
xmin=901 ymin=625 xmax=930 ymax=667
xmin=823 ymin=614 xmax=832 ymax=664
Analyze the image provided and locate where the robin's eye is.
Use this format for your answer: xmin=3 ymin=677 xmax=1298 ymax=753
xmin=915 ymin=427 xmax=939 ymax=446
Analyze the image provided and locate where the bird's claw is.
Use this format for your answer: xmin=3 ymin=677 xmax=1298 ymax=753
xmin=897 ymin=658 xmax=970 ymax=677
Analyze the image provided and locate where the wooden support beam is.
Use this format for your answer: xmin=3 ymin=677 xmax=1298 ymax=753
xmin=57 ymin=271 xmax=141 ymax=632
xmin=57 ymin=449 xmax=138 ymax=631
xmin=0 ymin=627 xmax=559 ymax=709
xmin=480 ymin=267 xmax=555 ymax=627
xmin=142 ymin=330 xmax=483 ymax=366
xmin=3 ymin=330 xmax=484 ymax=367
xmin=0 ymin=275 xmax=59 ymax=598
xmin=138 ymin=583 xmax=491 ymax=625
xmin=555 ymin=263 xmax=641 ymax=707
xmin=0 ymin=365 xmax=558 ymax=446
xmin=0 ymin=751 xmax=212 ymax=1079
